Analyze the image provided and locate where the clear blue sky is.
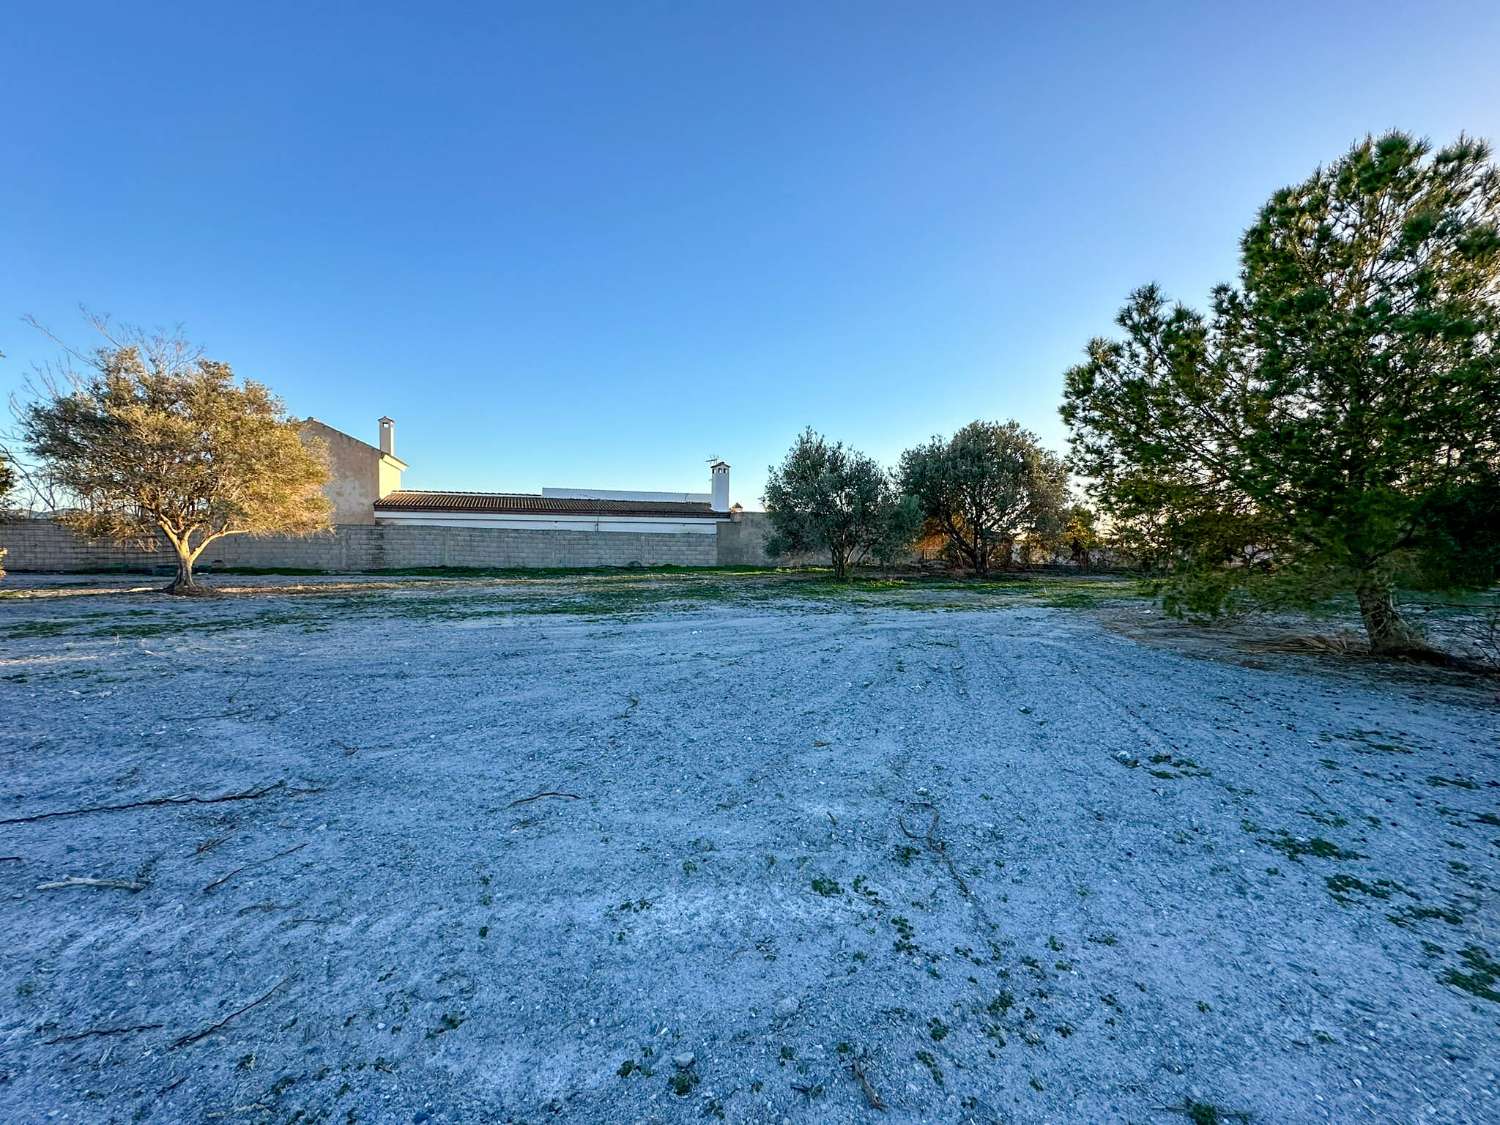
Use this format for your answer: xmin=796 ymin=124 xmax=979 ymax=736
xmin=4 ymin=2 xmax=1498 ymax=506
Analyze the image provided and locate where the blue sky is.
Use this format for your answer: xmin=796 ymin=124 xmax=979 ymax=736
xmin=4 ymin=2 xmax=1498 ymax=507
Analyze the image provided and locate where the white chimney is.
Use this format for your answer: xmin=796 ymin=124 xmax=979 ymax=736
xmin=710 ymin=460 xmax=730 ymax=512
xmin=378 ymin=416 xmax=395 ymax=457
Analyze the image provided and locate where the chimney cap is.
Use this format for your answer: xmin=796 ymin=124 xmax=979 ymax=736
xmin=379 ymin=416 xmax=395 ymax=424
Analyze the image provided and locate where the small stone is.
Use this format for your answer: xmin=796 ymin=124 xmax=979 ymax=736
xmin=673 ymin=1053 xmax=695 ymax=1069
xmin=774 ymin=997 xmax=799 ymax=1019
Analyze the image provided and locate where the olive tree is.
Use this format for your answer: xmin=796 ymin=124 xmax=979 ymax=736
xmin=1062 ymin=133 xmax=1500 ymax=655
xmin=764 ymin=428 xmax=917 ymax=579
xmin=22 ymin=322 xmax=331 ymax=593
xmin=899 ymin=420 xmax=1068 ymax=575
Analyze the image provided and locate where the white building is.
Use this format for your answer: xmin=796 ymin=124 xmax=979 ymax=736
xmin=319 ymin=417 xmax=736 ymax=534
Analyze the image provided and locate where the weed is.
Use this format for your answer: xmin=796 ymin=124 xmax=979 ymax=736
xmin=891 ymin=916 xmax=918 ymax=955
xmin=1258 ymin=831 xmax=1364 ymax=863
xmin=810 ymin=876 xmax=843 ymax=897
xmin=1442 ymin=945 xmax=1500 ymax=1002
xmin=928 ymin=1017 xmax=950 ymax=1041
xmin=1325 ymin=875 xmax=1413 ymax=904
xmin=1388 ymin=904 xmax=1466 ymax=928
xmin=914 ymin=1049 xmax=944 ymax=1087
xmin=1427 ymin=775 xmax=1481 ymax=790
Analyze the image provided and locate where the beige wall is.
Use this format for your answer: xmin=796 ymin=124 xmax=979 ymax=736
xmin=713 ymin=511 xmax=823 ymax=567
xmin=0 ymin=518 xmax=717 ymax=572
xmin=301 ymin=420 xmax=403 ymax=525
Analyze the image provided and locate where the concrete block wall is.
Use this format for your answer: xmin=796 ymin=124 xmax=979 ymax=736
xmin=0 ymin=518 xmax=718 ymax=574
xmin=714 ymin=511 xmax=823 ymax=567
xmin=0 ymin=521 xmax=179 ymax=572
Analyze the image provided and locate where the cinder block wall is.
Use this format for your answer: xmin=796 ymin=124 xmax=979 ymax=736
xmin=0 ymin=519 xmax=718 ymax=573
xmin=714 ymin=511 xmax=822 ymax=567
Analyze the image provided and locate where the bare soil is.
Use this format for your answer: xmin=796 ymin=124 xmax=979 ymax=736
xmin=0 ymin=572 xmax=1495 ymax=1123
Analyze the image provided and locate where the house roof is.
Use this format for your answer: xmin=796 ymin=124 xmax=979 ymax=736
xmin=302 ymin=418 xmax=408 ymax=469
xmin=374 ymin=490 xmax=727 ymax=519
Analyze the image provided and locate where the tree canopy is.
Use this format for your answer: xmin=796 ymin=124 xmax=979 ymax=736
xmin=22 ymin=325 xmax=331 ymax=593
xmin=763 ymin=428 xmax=917 ymax=578
xmin=899 ymin=420 xmax=1068 ymax=574
xmin=1061 ymin=132 xmax=1500 ymax=653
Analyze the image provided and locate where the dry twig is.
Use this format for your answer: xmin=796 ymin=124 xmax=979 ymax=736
xmin=203 ymin=843 xmax=308 ymax=894
xmin=0 ymin=781 xmax=321 ymax=827
xmin=169 ymin=976 xmax=293 ymax=1050
xmin=507 ymin=791 xmax=582 ymax=807
xmin=45 ymin=1022 xmax=164 ymax=1045
xmin=849 ymin=1058 xmax=887 ymax=1111
xmin=194 ymin=834 xmax=234 ymax=856
xmin=37 ymin=876 xmax=148 ymax=892
xmin=898 ymin=802 xmax=972 ymax=898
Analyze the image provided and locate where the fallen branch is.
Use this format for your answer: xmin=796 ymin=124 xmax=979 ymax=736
xmin=169 ymin=976 xmax=293 ymax=1050
xmin=45 ymin=1022 xmax=164 ymax=1045
xmin=194 ymin=834 xmax=234 ymax=856
xmin=849 ymin=1058 xmax=887 ymax=1111
xmin=898 ymin=802 xmax=972 ymax=898
xmin=507 ymin=791 xmax=582 ymax=808
xmin=0 ymin=781 xmax=322 ymax=827
xmin=37 ymin=876 xmax=148 ymax=892
xmin=203 ymin=843 xmax=309 ymax=894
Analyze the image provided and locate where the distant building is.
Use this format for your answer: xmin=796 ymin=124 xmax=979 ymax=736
xmin=301 ymin=417 xmax=408 ymax=525
xmin=308 ymin=417 xmax=735 ymax=535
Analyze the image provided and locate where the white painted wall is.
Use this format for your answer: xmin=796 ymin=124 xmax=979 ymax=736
xmin=375 ymin=510 xmax=722 ymax=534
xmin=541 ymin=487 xmax=711 ymax=503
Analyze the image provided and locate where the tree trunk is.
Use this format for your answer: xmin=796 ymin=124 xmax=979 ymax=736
xmin=1355 ymin=576 xmax=1426 ymax=656
xmin=166 ymin=551 xmax=197 ymax=595
xmin=830 ymin=546 xmax=848 ymax=581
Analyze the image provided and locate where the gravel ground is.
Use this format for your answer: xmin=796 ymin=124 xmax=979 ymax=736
xmin=0 ymin=572 xmax=1496 ymax=1124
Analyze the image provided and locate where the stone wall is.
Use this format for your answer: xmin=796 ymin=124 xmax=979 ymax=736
xmin=0 ymin=518 xmax=719 ymax=573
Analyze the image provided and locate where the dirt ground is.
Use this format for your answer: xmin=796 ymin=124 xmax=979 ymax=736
xmin=0 ymin=571 xmax=1495 ymax=1124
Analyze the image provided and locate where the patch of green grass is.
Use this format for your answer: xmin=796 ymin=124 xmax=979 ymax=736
xmin=203 ymin=566 xmax=328 ymax=575
xmin=810 ymin=876 xmax=843 ymax=897
xmin=987 ymin=991 xmax=1015 ymax=1017
xmin=928 ymin=1017 xmax=950 ymax=1041
xmin=1388 ymin=904 xmax=1467 ymax=928
xmin=914 ymin=1049 xmax=944 ymax=1087
xmin=1258 ymin=831 xmax=1364 ymax=863
xmin=1426 ymin=775 xmax=1479 ymax=790
xmin=1325 ymin=874 xmax=1414 ymax=904
xmin=668 ymin=1070 xmax=700 ymax=1096
xmin=891 ymin=916 xmax=918 ymax=956
xmin=1442 ymin=945 xmax=1500 ymax=1002
xmin=1172 ymin=1100 xmax=1251 ymax=1125
xmin=425 ymin=1012 xmax=465 ymax=1038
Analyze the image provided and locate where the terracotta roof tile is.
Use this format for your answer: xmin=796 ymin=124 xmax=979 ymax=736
xmin=374 ymin=491 xmax=725 ymax=518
